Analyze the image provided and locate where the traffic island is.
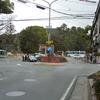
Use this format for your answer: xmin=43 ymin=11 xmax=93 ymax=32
xmin=37 ymin=56 xmax=68 ymax=63
xmin=35 ymin=62 xmax=61 ymax=66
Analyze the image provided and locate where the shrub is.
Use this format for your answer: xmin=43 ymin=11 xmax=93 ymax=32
xmin=37 ymin=56 xmax=68 ymax=63
xmin=92 ymin=71 xmax=100 ymax=99
xmin=95 ymin=53 xmax=100 ymax=56
xmin=59 ymin=57 xmax=68 ymax=62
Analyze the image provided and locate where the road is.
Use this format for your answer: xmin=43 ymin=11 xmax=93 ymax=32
xmin=0 ymin=57 xmax=99 ymax=100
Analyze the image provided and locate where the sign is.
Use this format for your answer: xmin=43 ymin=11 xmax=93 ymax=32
xmin=46 ymin=26 xmax=52 ymax=29
xmin=46 ymin=47 xmax=52 ymax=51
xmin=46 ymin=40 xmax=53 ymax=44
xmin=46 ymin=40 xmax=51 ymax=44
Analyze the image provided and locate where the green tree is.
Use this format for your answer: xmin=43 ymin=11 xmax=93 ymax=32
xmin=0 ymin=33 xmax=17 ymax=52
xmin=51 ymin=34 xmax=63 ymax=52
xmin=55 ymin=23 xmax=91 ymax=52
xmin=19 ymin=26 xmax=47 ymax=53
xmin=84 ymin=25 xmax=92 ymax=34
xmin=56 ymin=23 xmax=70 ymax=51
xmin=0 ymin=0 xmax=14 ymax=14
xmin=0 ymin=0 xmax=14 ymax=33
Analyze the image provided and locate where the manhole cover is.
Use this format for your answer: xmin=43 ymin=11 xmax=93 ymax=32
xmin=24 ymin=79 xmax=36 ymax=82
xmin=6 ymin=91 xmax=25 ymax=97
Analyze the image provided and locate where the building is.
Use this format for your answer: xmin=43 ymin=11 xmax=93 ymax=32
xmin=91 ymin=0 xmax=100 ymax=52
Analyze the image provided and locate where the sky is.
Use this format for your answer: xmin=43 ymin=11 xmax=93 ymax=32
xmin=10 ymin=0 xmax=99 ymax=33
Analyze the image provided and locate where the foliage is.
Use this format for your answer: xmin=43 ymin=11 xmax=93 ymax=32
xmin=59 ymin=57 xmax=68 ymax=62
xmin=0 ymin=0 xmax=14 ymax=14
xmin=37 ymin=56 xmax=68 ymax=63
xmin=51 ymin=24 xmax=91 ymax=52
xmin=19 ymin=26 xmax=47 ymax=53
xmin=95 ymin=52 xmax=100 ymax=56
xmin=92 ymin=71 xmax=100 ymax=99
xmin=0 ymin=0 xmax=15 ymax=33
xmin=5 ymin=22 xmax=16 ymax=34
xmin=0 ymin=33 xmax=18 ymax=52
xmin=51 ymin=34 xmax=63 ymax=51
xmin=0 ymin=23 xmax=92 ymax=53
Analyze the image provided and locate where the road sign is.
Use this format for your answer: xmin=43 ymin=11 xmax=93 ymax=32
xmin=46 ymin=47 xmax=52 ymax=51
xmin=46 ymin=40 xmax=51 ymax=44
xmin=46 ymin=40 xmax=53 ymax=44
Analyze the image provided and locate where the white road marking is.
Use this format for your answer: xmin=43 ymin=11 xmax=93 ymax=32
xmin=17 ymin=64 xmax=21 ymax=66
xmin=60 ymin=75 xmax=77 ymax=100
xmin=6 ymin=91 xmax=25 ymax=97
xmin=24 ymin=79 xmax=37 ymax=82
xmin=58 ymin=67 xmax=67 ymax=68
xmin=0 ymin=77 xmax=9 ymax=80
xmin=60 ymin=74 xmax=88 ymax=100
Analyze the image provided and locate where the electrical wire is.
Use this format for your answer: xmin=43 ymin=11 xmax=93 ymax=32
xmin=18 ymin=0 xmax=95 ymax=16
xmin=0 ymin=15 xmax=94 ymax=22
xmin=11 ymin=0 xmax=97 ymax=29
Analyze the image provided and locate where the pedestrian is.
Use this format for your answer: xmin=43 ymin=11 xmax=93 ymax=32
xmin=90 ymin=53 xmax=92 ymax=62
xmin=25 ymin=54 xmax=27 ymax=61
xmin=86 ymin=53 xmax=89 ymax=62
xmin=22 ymin=54 xmax=25 ymax=62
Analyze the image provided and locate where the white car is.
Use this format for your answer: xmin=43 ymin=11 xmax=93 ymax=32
xmin=27 ymin=55 xmax=37 ymax=62
xmin=33 ymin=53 xmax=47 ymax=58
xmin=73 ymin=54 xmax=85 ymax=58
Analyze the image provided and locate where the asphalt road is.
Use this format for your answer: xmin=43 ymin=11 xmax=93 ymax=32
xmin=0 ymin=57 xmax=99 ymax=100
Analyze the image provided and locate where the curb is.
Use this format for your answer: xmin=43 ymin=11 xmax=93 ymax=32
xmin=34 ymin=62 xmax=61 ymax=66
xmin=60 ymin=74 xmax=90 ymax=100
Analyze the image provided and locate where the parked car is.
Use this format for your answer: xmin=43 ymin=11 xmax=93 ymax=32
xmin=33 ymin=53 xmax=47 ymax=58
xmin=73 ymin=54 xmax=82 ymax=58
xmin=27 ymin=55 xmax=37 ymax=62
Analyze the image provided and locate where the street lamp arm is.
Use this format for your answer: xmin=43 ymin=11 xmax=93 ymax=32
xmin=42 ymin=0 xmax=49 ymax=5
xmin=42 ymin=0 xmax=59 ymax=5
xmin=51 ymin=0 xmax=59 ymax=5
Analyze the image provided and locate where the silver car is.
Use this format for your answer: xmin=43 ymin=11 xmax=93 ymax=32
xmin=27 ymin=56 xmax=37 ymax=62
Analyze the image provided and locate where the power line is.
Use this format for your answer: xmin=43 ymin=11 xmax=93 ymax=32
xmin=65 ymin=0 xmax=97 ymax=5
xmin=0 ymin=16 xmax=94 ymax=22
xmin=17 ymin=0 xmax=95 ymax=16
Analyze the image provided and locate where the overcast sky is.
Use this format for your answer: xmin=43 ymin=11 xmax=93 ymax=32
xmin=10 ymin=0 xmax=99 ymax=33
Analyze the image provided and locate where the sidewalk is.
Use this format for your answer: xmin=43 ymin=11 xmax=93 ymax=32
xmin=65 ymin=75 xmax=91 ymax=100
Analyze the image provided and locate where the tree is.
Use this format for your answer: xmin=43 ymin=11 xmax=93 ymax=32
xmin=56 ymin=23 xmax=70 ymax=51
xmin=5 ymin=22 xmax=16 ymax=34
xmin=0 ymin=33 xmax=17 ymax=52
xmin=0 ymin=0 xmax=14 ymax=14
xmin=84 ymin=25 xmax=92 ymax=34
xmin=55 ymin=23 xmax=91 ymax=52
xmin=51 ymin=34 xmax=63 ymax=52
xmin=0 ymin=15 xmax=15 ymax=34
xmin=0 ymin=0 xmax=14 ymax=34
xmin=19 ymin=26 xmax=48 ymax=53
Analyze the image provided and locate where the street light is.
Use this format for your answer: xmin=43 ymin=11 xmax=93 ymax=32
xmin=36 ymin=0 xmax=59 ymax=41
xmin=41 ymin=0 xmax=59 ymax=26
xmin=18 ymin=0 xmax=59 ymax=40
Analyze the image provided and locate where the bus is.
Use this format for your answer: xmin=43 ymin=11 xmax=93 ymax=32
xmin=65 ymin=51 xmax=86 ymax=58
xmin=0 ymin=49 xmax=6 ymax=58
